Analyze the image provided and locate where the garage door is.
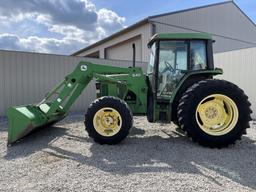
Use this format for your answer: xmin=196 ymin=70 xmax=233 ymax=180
xmin=105 ymin=36 xmax=142 ymax=62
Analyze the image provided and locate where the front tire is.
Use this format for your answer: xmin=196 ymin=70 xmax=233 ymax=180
xmin=85 ymin=96 xmax=133 ymax=145
xmin=178 ymin=79 xmax=252 ymax=148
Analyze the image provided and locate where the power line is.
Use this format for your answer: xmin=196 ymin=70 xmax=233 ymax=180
xmin=151 ymin=20 xmax=256 ymax=46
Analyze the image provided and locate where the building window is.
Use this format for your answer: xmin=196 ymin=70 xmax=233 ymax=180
xmin=85 ymin=51 xmax=100 ymax=58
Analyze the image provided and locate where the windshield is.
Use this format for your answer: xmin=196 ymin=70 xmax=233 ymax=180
xmin=159 ymin=41 xmax=188 ymax=73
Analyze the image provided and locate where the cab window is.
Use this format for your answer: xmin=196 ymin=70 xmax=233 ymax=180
xmin=190 ymin=41 xmax=207 ymax=70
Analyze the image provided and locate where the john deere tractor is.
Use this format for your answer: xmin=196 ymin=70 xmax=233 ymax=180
xmin=7 ymin=33 xmax=252 ymax=148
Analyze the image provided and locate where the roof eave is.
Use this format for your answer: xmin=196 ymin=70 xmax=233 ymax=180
xmin=71 ymin=18 xmax=149 ymax=56
xmin=148 ymin=1 xmax=233 ymax=20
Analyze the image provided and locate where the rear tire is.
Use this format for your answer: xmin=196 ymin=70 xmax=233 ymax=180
xmin=85 ymin=96 xmax=133 ymax=145
xmin=178 ymin=79 xmax=252 ymax=148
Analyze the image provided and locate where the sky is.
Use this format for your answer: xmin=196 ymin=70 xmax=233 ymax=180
xmin=0 ymin=0 xmax=255 ymax=55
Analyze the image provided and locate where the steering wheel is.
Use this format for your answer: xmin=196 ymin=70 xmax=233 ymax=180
xmin=164 ymin=61 xmax=175 ymax=73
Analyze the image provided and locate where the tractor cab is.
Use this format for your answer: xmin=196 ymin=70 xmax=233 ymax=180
xmin=146 ymin=33 xmax=216 ymax=122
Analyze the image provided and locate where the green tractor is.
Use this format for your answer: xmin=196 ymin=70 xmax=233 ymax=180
xmin=7 ymin=33 xmax=252 ymax=148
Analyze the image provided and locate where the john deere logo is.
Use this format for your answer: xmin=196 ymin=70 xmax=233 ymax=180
xmin=80 ymin=65 xmax=87 ymax=71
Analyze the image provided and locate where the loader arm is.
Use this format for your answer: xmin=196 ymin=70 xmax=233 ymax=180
xmin=46 ymin=61 xmax=144 ymax=115
xmin=7 ymin=61 xmax=144 ymax=144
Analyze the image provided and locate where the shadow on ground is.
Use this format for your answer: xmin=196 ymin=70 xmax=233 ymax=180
xmin=4 ymin=123 xmax=256 ymax=190
xmin=0 ymin=117 xmax=8 ymax=132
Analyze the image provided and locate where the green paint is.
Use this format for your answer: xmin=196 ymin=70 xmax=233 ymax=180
xmin=96 ymin=71 xmax=148 ymax=114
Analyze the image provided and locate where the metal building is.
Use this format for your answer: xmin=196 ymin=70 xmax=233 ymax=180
xmin=72 ymin=1 xmax=256 ymax=62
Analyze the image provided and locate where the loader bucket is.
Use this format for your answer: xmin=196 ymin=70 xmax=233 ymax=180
xmin=7 ymin=104 xmax=65 ymax=145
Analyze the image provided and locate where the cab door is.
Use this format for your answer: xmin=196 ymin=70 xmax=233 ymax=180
xmin=157 ymin=40 xmax=189 ymax=97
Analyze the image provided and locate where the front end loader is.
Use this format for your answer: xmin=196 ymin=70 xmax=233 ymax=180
xmin=7 ymin=33 xmax=252 ymax=148
xmin=7 ymin=62 xmax=147 ymax=144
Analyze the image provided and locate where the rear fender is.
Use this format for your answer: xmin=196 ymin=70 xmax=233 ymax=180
xmin=171 ymin=68 xmax=223 ymax=102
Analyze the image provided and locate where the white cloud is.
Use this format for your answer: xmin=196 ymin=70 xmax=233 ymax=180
xmin=97 ymin=8 xmax=126 ymax=34
xmin=0 ymin=0 xmax=126 ymax=54
xmin=0 ymin=33 xmax=85 ymax=55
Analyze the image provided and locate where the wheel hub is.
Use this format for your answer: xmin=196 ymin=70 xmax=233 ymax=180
xmin=196 ymin=94 xmax=239 ymax=136
xmin=102 ymin=115 xmax=114 ymax=127
xmin=205 ymin=106 xmax=218 ymax=119
xmin=93 ymin=107 xmax=122 ymax=137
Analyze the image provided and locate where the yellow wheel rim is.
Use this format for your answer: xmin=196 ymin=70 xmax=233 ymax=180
xmin=93 ymin=107 xmax=122 ymax=137
xmin=195 ymin=94 xmax=239 ymax=136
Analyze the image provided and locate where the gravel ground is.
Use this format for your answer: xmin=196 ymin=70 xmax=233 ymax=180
xmin=0 ymin=114 xmax=256 ymax=192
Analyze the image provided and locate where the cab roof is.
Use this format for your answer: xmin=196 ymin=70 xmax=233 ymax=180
xmin=147 ymin=33 xmax=212 ymax=47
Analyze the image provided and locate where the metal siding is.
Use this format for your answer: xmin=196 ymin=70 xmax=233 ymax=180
xmin=151 ymin=2 xmax=256 ymax=53
xmin=214 ymin=47 xmax=256 ymax=119
xmin=0 ymin=54 xmax=3 ymax=109
xmin=0 ymin=50 xmax=146 ymax=116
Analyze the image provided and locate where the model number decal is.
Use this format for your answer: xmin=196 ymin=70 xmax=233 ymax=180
xmin=132 ymin=73 xmax=141 ymax=77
